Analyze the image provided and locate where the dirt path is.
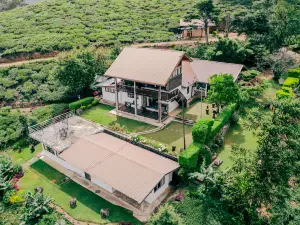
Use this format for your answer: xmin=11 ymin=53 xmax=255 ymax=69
xmin=0 ymin=57 xmax=57 ymax=68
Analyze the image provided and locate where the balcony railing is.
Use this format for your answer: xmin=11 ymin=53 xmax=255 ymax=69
xmin=117 ymin=84 xmax=179 ymax=101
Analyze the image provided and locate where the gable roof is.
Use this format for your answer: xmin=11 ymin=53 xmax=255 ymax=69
xmin=104 ymin=47 xmax=191 ymax=86
xmin=179 ymin=19 xmax=215 ymax=28
xmin=191 ymin=59 xmax=243 ymax=83
xmin=60 ymin=132 xmax=179 ymax=203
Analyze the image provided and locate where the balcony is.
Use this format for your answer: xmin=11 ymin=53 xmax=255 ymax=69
xmin=117 ymin=84 xmax=179 ymax=101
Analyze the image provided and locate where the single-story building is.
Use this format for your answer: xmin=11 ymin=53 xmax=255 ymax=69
xmin=29 ymin=113 xmax=180 ymax=217
xmin=179 ymin=19 xmax=216 ymax=38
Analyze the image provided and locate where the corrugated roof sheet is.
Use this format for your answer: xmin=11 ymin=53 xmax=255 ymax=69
xmin=191 ymin=59 xmax=243 ymax=83
xmin=179 ymin=19 xmax=215 ymax=28
xmin=104 ymin=47 xmax=188 ymax=86
xmin=60 ymin=133 xmax=179 ymax=203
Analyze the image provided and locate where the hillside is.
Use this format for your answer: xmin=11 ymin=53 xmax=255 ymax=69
xmin=0 ymin=0 xmax=194 ymax=56
xmin=0 ymin=0 xmax=249 ymax=57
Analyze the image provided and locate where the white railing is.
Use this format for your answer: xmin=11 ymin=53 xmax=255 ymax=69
xmin=28 ymin=111 xmax=74 ymax=134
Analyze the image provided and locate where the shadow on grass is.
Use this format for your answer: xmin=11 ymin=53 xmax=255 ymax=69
xmin=30 ymin=160 xmax=141 ymax=224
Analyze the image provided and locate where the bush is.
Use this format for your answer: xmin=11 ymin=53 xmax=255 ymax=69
xmin=69 ymin=97 xmax=94 ymax=110
xmin=192 ymin=122 xmax=208 ymax=144
xmin=148 ymin=203 xmax=184 ymax=225
xmin=209 ymin=103 xmax=237 ymax=139
xmin=241 ymin=70 xmax=260 ymax=81
xmin=179 ymin=142 xmax=202 ymax=169
xmin=288 ymin=68 xmax=300 ymax=78
xmin=276 ymin=87 xmax=295 ymax=99
xmin=283 ymin=77 xmax=299 ymax=89
xmin=92 ymin=99 xmax=99 ymax=105
xmin=198 ymin=146 xmax=212 ymax=166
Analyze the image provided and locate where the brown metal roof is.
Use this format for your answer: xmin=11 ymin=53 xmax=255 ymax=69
xmin=179 ymin=19 xmax=215 ymax=28
xmin=191 ymin=59 xmax=243 ymax=83
xmin=60 ymin=133 xmax=179 ymax=203
xmin=104 ymin=47 xmax=190 ymax=86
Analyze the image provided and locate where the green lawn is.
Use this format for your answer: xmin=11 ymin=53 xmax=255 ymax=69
xmin=142 ymin=122 xmax=193 ymax=153
xmin=4 ymin=144 xmax=42 ymax=165
xmin=82 ymin=104 xmax=155 ymax=133
xmin=218 ymin=78 xmax=281 ymax=169
xmin=179 ymin=100 xmax=213 ymax=122
xmin=21 ymin=160 xmax=141 ymax=225
xmin=217 ymin=118 xmax=258 ymax=169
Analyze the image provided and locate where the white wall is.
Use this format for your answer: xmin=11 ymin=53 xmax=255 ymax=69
xmin=42 ymin=150 xmax=85 ymax=177
xmin=145 ymin=172 xmax=173 ymax=204
xmin=42 ymin=150 xmax=114 ymax=193
xmin=102 ymin=88 xmax=143 ymax=109
xmin=167 ymin=100 xmax=179 ymax=113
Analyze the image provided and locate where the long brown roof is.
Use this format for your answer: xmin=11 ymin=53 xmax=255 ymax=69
xmin=191 ymin=59 xmax=243 ymax=83
xmin=60 ymin=132 xmax=179 ymax=203
xmin=104 ymin=47 xmax=191 ymax=86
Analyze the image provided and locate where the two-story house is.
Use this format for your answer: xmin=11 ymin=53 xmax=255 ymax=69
xmin=101 ymin=47 xmax=243 ymax=124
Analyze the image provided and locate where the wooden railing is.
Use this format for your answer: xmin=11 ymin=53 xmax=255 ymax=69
xmin=117 ymin=84 xmax=179 ymax=101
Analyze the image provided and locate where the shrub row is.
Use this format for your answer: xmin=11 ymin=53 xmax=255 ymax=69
xmin=179 ymin=142 xmax=203 ymax=169
xmin=179 ymin=103 xmax=237 ymax=169
xmin=276 ymin=87 xmax=295 ymax=99
xmin=283 ymin=77 xmax=299 ymax=89
xmin=192 ymin=120 xmax=214 ymax=144
xmin=288 ymin=67 xmax=300 ymax=79
xmin=69 ymin=97 xmax=94 ymax=110
xmin=209 ymin=103 xmax=237 ymax=139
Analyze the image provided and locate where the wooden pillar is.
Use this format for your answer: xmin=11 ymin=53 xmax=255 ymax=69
xmin=158 ymin=86 xmax=162 ymax=123
xmin=134 ymin=81 xmax=137 ymax=116
xmin=114 ymin=78 xmax=119 ymax=111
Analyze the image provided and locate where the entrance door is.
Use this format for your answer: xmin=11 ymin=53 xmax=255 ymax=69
xmin=187 ymin=29 xmax=192 ymax=37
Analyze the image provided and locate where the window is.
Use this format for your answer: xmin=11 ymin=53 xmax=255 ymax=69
xmin=128 ymin=92 xmax=134 ymax=98
xmin=171 ymin=66 xmax=182 ymax=78
xmin=154 ymin=177 xmax=165 ymax=193
xmin=84 ymin=172 xmax=91 ymax=181
xmin=187 ymin=86 xmax=190 ymax=94
xmin=105 ymin=87 xmax=115 ymax=93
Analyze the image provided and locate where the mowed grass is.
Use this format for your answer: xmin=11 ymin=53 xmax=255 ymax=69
xmin=217 ymin=118 xmax=258 ymax=169
xmin=182 ymin=101 xmax=214 ymax=122
xmin=21 ymin=160 xmax=141 ymax=224
xmin=4 ymin=144 xmax=42 ymax=165
xmin=142 ymin=122 xmax=193 ymax=153
xmin=82 ymin=104 xmax=155 ymax=133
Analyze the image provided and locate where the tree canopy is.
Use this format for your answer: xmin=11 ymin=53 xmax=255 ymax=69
xmin=208 ymin=73 xmax=240 ymax=106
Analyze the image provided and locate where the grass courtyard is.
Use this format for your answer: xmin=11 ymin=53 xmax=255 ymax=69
xmin=142 ymin=122 xmax=193 ymax=153
xmin=21 ymin=160 xmax=141 ymax=225
xmin=82 ymin=104 xmax=155 ymax=133
xmin=179 ymin=100 xmax=213 ymax=122
xmin=4 ymin=144 xmax=42 ymax=165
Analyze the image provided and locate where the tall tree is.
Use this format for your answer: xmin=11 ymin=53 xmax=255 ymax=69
xmin=208 ymin=73 xmax=240 ymax=106
xmin=188 ymin=0 xmax=220 ymax=43
xmin=55 ymin=48 xmax=107 ymax=97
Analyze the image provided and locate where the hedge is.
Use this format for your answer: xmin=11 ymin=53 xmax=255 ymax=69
xmin=209 ymin=103 xmax=237 ymax=139
xmin=69 ymin=97 xmax=94 ymax=110
xmin=276 ymin=87 xmax=295 ymax=99
xmin=283 ymin=77 xmax=299 ymax=89
xmin=179 ymin=142 xmax=202 ymax=169
xmin=288 ymin=68 xmax=300 ymax=79
xmin=192 ymin=119 xmax=214 ymax=144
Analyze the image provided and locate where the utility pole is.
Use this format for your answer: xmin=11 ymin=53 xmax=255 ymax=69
xmin=182 ymin=96 xmax=186 ymax=150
